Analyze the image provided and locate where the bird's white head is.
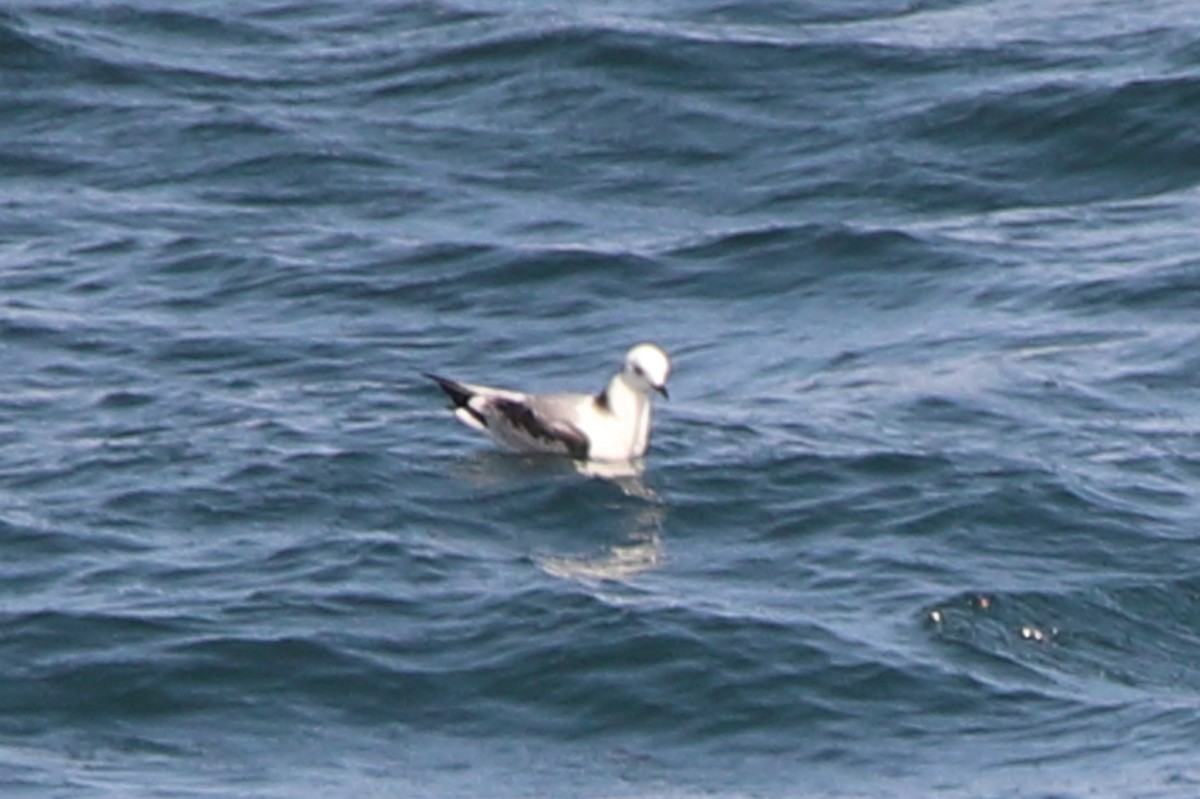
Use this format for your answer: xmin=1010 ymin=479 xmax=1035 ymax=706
xmin=623 ymin=343 xmax=671 ymax=399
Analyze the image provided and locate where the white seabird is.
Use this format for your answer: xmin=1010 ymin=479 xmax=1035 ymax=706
xmin=425 ymin=343 xmax=671 ymax=462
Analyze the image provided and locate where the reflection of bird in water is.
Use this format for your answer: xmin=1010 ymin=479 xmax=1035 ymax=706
xmin=537 ymin=503 xmax=667 ymax=583
xmin=572 ymin=458 xmax=658 ymax=501
xmin=438 ymin=423 xmax=670 ymax=583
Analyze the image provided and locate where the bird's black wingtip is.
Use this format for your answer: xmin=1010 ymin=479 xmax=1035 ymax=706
xmin=423 ymin=373 xmax=473 ymax=408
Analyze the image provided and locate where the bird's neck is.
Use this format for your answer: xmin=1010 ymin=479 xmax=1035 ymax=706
xmin=595 ymin=373 xmax=654 ymax=458
xmin=599 ymin=373 xmax=648 ymax=419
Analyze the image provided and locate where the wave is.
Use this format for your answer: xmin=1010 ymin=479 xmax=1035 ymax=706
xmin=927 ymin=572 xmax=1200 ymax=698
xmin=1044 ymin=258 xmax=1200 ymax=315
xmin=659 ymin=221 xmax=970 ymax=302
xmin=911 ymin=75 xmax=1200 ymax=205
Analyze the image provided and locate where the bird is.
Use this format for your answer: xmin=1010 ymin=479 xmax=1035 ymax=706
xmin=425 ymin=343 xmax=671 ymax=462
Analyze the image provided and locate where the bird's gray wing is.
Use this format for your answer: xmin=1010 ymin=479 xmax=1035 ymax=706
xmin=491 ymin=396 xmax=590 ymax=459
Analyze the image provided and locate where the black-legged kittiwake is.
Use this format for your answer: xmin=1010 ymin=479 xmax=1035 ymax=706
xmin=425 ymin=343 xmax=671 ymax=462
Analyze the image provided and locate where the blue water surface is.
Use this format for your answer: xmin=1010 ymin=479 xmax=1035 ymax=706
xmin=3 ymin=1 xmax=1200 ymax=797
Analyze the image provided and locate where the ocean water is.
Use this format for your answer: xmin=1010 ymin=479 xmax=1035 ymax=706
xmin=3 ymin=0 xmax=1200 ymax=796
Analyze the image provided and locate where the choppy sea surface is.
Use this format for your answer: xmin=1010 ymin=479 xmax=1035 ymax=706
xmin=4 ymin=1 xmax=1200 ymax=796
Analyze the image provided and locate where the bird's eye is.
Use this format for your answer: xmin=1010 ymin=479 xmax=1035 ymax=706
xmin=632 ymin=365 xmax=644 ymax=376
